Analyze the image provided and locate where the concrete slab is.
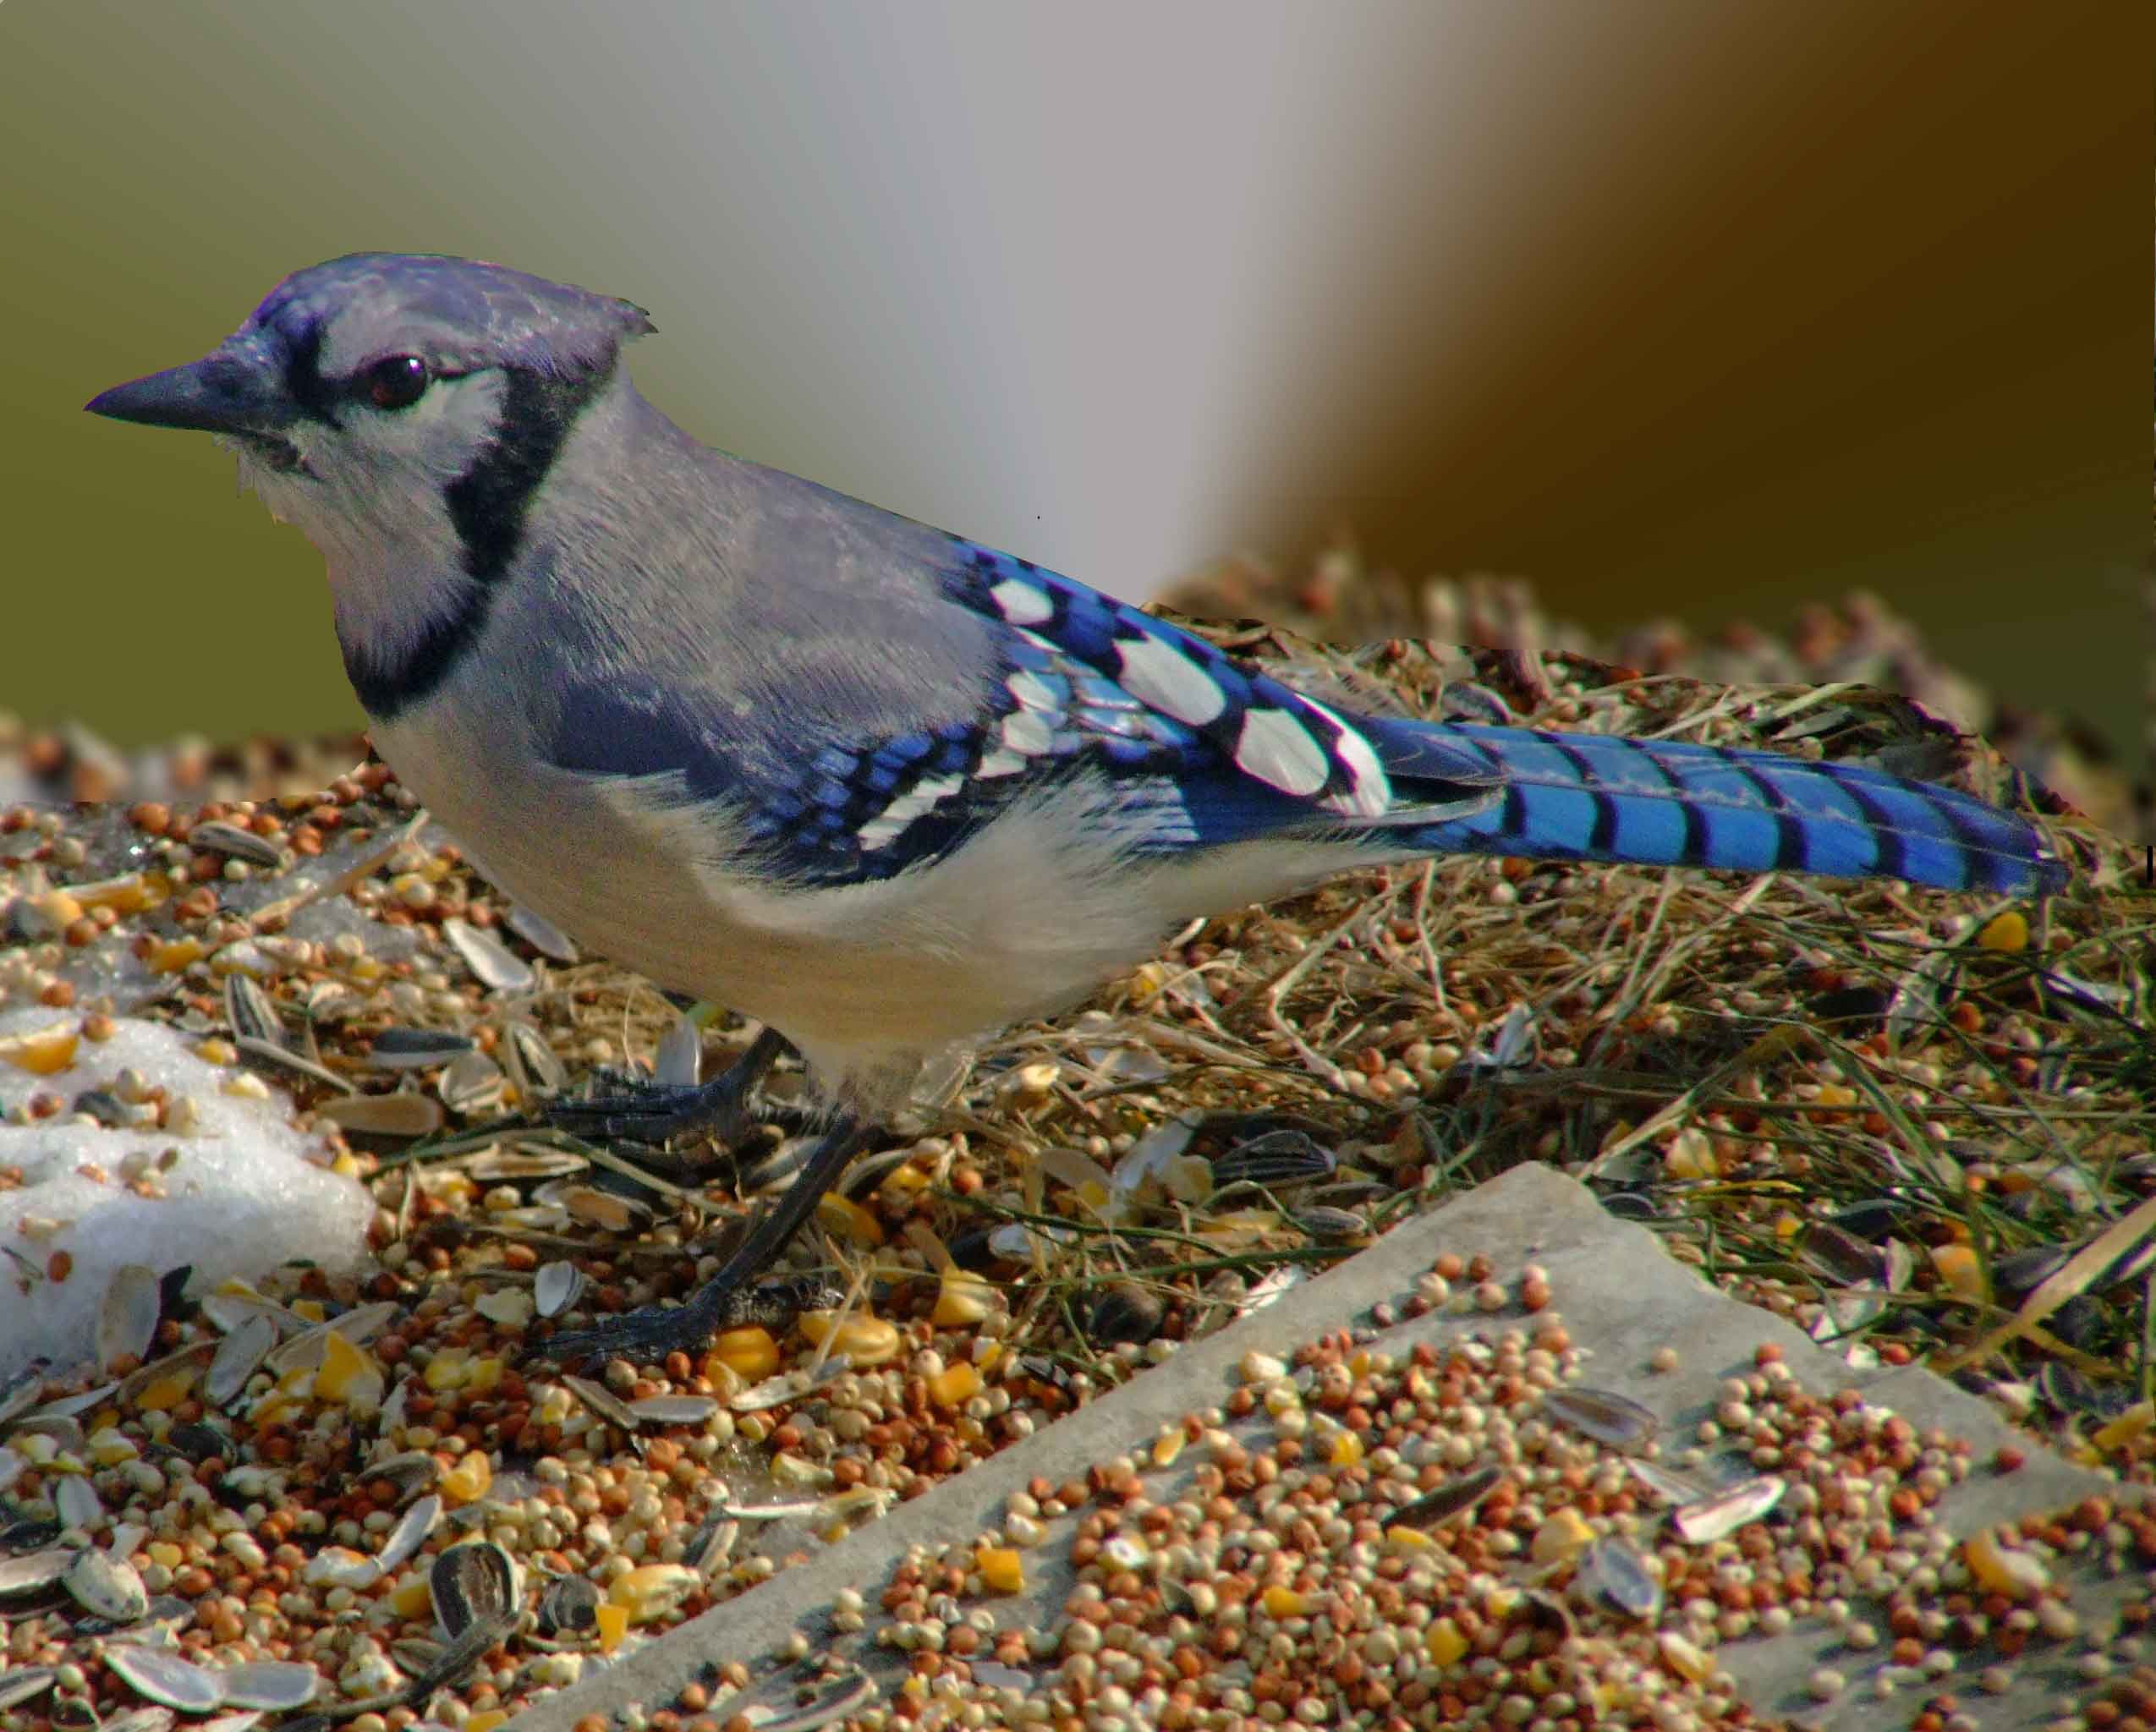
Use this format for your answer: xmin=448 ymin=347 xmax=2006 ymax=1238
xmin=516 ymin=1163 xmax=2143 ymax=1731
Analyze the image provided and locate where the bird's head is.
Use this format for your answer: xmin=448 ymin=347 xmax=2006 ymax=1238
xmin=86 ymin=253 xmax=653 ymax=562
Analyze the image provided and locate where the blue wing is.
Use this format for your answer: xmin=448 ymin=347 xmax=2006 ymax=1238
xmin=545 ymin=535 xmax=1497 ymax=888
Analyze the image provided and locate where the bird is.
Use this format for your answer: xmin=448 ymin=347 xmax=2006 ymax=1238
xmin=86 ymin=253 xmax=2065 ymax=1364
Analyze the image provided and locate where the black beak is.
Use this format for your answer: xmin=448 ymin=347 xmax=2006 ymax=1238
xmin=86 ymin=343 xmax=295 ymax=439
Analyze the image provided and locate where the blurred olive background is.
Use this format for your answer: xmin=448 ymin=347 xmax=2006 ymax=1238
xmin=3 ymin=2 xmax=2144 ymax=777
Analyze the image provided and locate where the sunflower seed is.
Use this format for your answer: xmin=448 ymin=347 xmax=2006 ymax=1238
xmin=233 ymin=1036 xmax=354 ymax=1094
xmin=431 ymin=1540 xmax=523 ymax=1639
xmin=751 ymin=1667 xmax=877 ymax=1732
xmin=222 ymin=975 xmax=283 ymax=1048
xmin=186 ymin=822 xmax=283 ymax=868
xmin=628 ymin=1395 xmax=719 ymax=1428
xmin=682 ymin=1513 xmax=738 ymax=1576
xmin=1211 ymin=1129 xmax=1336 ymax=1189
xmin=376 ymin=1495 xmax=442 ymax=1577
xmin=265 ymin=1302 xmax=397 ymax=1375
xmin=535 ymin=1182 xmax=653 ymax=1234
xmin=0 ymin=1669 xmax=57 ymax=1712
xmin=500 ymin=1021 xmax=567 ymax=1098
xmin=204 ymin=1315 xmax=277 ymax=1409
xmin=1543 ymin=1386 xmax=1660 ymax=1453
xmin=732 ymin=1364 xmax=846 ymax=1413
xmin=535 ymin=1573 xmax=600 ymax=1636
xmin=438 ymin=1050 xmax=507 ymax=1116
xmin=94 ymin=1267 xmax=161 ymax=1378
xmin=1577 ymin=1535 xmax=1663 ymax=1620
xmin=64 ymin=1547 xmax=144 ymax=1620
xmin=102 ymin=1709 xmax=178 ymax=1732
xmin=390 ymin=1636 xmax=446 ymax=1675
xmin=466 ymin=1145 xmax=587 ymax=1183
xmin=358 ymin=1450 xmax=442 ymax=1500
xmin=535 ymin=1262 xmax=586 ymax=1318
xmin=0 ymin=1361 xmax=48 ymax=1428
xmin=653 ymin=1014 xmax=703 ymax=1088
xmin=562 ymin=1376 xmax=642 ymax=1433
xmin=368 ymin=1028 xmax=476 ymax=1071
xmin=54 ymin=1474 xmax=103 ymax=1534
xmin=105 ymin=1646 xmax=222 ymax=1713
xmin=0 ymin=1548 xmax=74 ymax=1598
xmin=315 ymin=1091 xmax=445 ymax=1138
xmin=198 ymin=1288 xmax=302 ymax=1336
xmin=505 ymin=903 xmax=579 ymax=962
xmin=195 ymin=1712 xmax=263 ymax=1732
xmin=1086 ymin=1282 xmax=1165 ymax=1344
xmin=32 ymin=1382 xmax=118 ymax=1422
xmin=1293 ymin=1205 xmax=1371 ymax=1244
xmin=1673 ymin=1474 xmax=1786 ymax=1544
xmin=1388 ymin=1465 xmax=1506 ymax=1530
xmin=1627 ymin=1459 xmax=1710 ymax=1505
xmin=442 ymin=918 xmax=537 ymax=994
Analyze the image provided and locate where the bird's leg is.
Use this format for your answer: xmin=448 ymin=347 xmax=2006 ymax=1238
xmin=547 ymin=1026 xmax=793 ymax=1145
xmin=536 ymin=1113 xmax=870 ymax=1366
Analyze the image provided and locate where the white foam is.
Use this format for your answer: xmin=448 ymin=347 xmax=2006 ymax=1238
xmin=0 ymin=1009 xmax=374 ymax=1382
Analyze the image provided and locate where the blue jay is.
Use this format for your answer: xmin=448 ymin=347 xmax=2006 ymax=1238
xmin=87 ymin=255 xmax=2064 ymax=1362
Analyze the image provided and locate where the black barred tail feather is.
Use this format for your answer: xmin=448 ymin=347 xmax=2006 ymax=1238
xmin=1387 ymin=723 xmax=2063 ymax=896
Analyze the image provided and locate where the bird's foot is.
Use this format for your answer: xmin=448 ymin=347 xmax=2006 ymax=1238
xmin=547 ymin=1028 xmax=791 ymax=1145
xmin=533 ymin=1116 xmax=872 ymax=1369
xmin=537 ymin=1278 xmax=739 ymax=1368
xmin=536 ymin=1271 xmax=842 ymax=1369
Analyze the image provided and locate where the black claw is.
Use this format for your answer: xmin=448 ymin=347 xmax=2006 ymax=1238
xmin=530 ymin=1118 xmax=873 ymax=1370
xmin=546 ymin=1027 xmax=792 ymax=1145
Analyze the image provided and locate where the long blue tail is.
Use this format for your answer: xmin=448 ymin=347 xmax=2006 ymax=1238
xmin=1369 ymin=721 xmax=2064 ymax=896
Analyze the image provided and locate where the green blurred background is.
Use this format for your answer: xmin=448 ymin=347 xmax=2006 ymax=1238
xmin=3 ymin=2 xmax=2145 ymax=779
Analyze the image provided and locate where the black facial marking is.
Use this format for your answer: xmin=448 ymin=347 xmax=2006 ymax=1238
xmin=282 ymin=326 xmax=344 ymax=426
xmin=444 ymin=366 xmax=611 ymax=583
xmin=345 ymin=362 xmax=612 ymax=721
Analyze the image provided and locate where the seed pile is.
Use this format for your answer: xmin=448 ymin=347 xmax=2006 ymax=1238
xmin=0 ymin=579 xmax=2140 ymax=1731
xmin=615 ymin=1256 xmax=2155 ymax=1732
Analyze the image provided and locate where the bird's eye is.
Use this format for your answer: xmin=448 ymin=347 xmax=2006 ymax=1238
xmin=365 ymin=355 xmax=430 ymax=411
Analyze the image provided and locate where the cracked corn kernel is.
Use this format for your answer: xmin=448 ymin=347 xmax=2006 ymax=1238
xmin=1977 ymin=910 xmax=2028 ymax=952
xmin=593 ymin=1601 xmax=629 ymax=1652
xmin=607 ymin=1564 xmax=698 ymax=1623
xmin=0 ymin=1022 xmax=79 ymax=1074
xmin=136 ymin=1368 xmax=197 ymax=1411
xmin=317 ymin=1332 xmax=385 ymax=1410
xmin=390 ymin=1574 xmax=433 ymax=1618
xmin=423 ymin=1347 xmax=474 ymax=1390
xmin=1659 ymin=1631 xmax=1713 ymax=1682
xmin=928 ymin=1363 xmax=982 ymax=1407
xmin=1928 ymin=1243 xmax=1984 ymax=1302
xmin=706 ymin=1328 xmax=780 ymax=1382
xmin=1532 ymin=1508 xmax=1594 ymax=1566
xmin=932 ymin=1269 xmax=996 ymax=1327
xmin=442 ymin=1450 xmax=493 ymax=1505
xmin=798 ymin=1313 xmax=901 ymax=1367
xmin=976 ymin=1547 xmax=1024 ymax=1593
xmin=815 ymin=1192 xmax=885 ymax=1247
xmin=1964 ymin=1527 xmax=2049 ymax=1598
xmin=147 ymin=938 xmax=205 ymax=973
xmin=1426 ymin=1618 xmax=1468 ymax=1665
